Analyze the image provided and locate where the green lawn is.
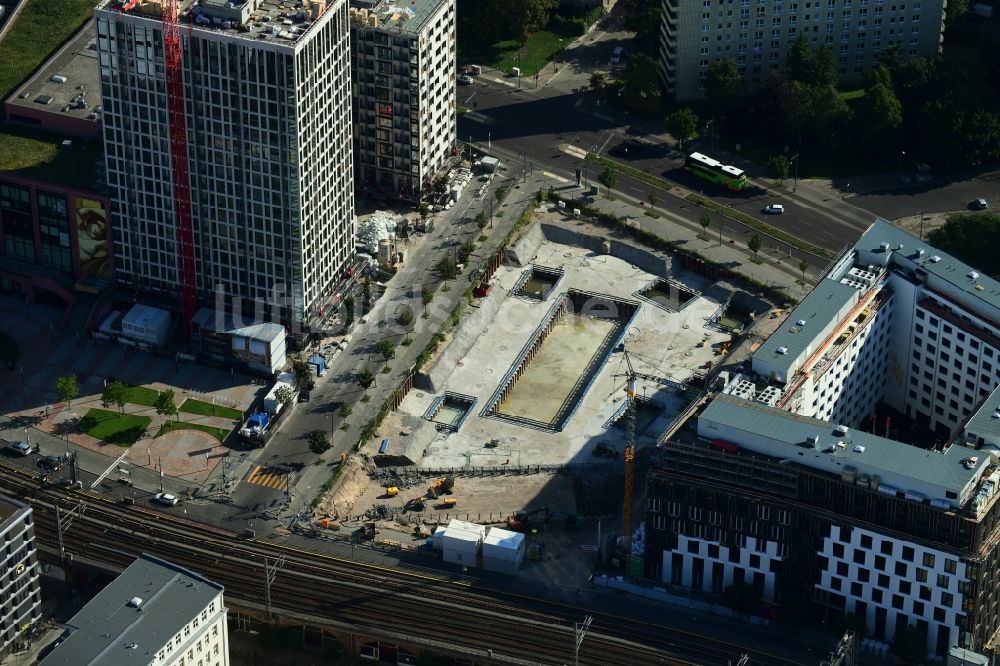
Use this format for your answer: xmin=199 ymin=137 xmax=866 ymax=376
xmin=0 ymin=0 xmax=101 ymax=189
xmin=179 ymin=398 xmax=243 ymax=421
xmin=123 ymin=385 xmax=161 ymax=408
xmin=78 ymin=408 xmax=151 ymax=446
xmin=156 ymin=421 xmax=229 ymax=443
xmin=461 ymin=29 xmax=572 ymax=77
xmin=0 ymin=332 xmax=19 ymax=370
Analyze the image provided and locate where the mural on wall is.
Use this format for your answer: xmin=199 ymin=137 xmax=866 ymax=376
xmin=75 ymin=197 xmax=110 ymax=277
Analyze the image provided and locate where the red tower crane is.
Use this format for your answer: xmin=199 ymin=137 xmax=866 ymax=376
xmin=162 ymin=0 xmax=198 ymax=333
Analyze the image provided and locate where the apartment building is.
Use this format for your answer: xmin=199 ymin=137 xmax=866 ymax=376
xmin=751 ymin=219 xmax=1000 ymax=441
xmin=349 ymin=0 xmax=457 ymax=201
xmin=41 ymin=554 xmax=228 ymax=666
xmin=644 ymin=220 xmax=1000 ymax=655
xmin=0 ymin=495 xmax=41 ymax=659
xmin=658 ymin=0 xmax=946 ymax=100
xmin=94 ymin=0 xmax=355 ymax=329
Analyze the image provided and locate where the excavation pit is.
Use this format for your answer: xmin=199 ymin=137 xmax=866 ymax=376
xmin=482 ymin=290 xmax=639 ymax=432
xmin=424 ymin=392 xmax=477 ymax=432
xmin=514 ymin=265 xmax=564 ymax=300
xmin=637 ymin=278 xmax=698 ymax=312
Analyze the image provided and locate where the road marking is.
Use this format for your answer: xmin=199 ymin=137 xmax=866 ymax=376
xmin=573 ymin=98 xmax=583 ymax=108
xmin=463 ymin=112 xmax=490 ymax=124
xmin=244 ymin=465 xmax=288 ymax=491
xmin=542 ymin=171 xmax=571 ymax=184
xmin=563 ymin=144 xmax=587 ymax=159
xmin=594 ymin=113 xmax=615 ymax=122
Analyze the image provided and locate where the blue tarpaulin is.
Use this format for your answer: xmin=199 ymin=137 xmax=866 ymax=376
xmin=308 ymin=353 xmax=326 ymax=376
xmin=379 ymin=438 xmax=389 ymax=454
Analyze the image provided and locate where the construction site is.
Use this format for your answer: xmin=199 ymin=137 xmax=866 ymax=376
xmin=312 ymin=205 xmax=781 ymax=570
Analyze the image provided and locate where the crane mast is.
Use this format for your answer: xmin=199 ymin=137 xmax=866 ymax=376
xmin=162 ymin=0 xmax=198 ymax=333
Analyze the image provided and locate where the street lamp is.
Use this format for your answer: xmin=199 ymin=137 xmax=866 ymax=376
xmin=898 ymin=150 xmax=906 ymax=182
xmin=790 ymin=152 xmax=799 ymax=192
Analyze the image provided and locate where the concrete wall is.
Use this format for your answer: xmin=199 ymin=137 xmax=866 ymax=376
xmin=538 ymin=223 xmax=671 ymax=279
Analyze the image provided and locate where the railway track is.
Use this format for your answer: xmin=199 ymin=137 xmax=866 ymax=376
xmin=1 ymin=463 xmax=804 ymax=665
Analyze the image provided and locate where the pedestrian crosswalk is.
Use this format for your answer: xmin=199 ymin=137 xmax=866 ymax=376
xmin=244 ymin=465 xmax=288 ymax=491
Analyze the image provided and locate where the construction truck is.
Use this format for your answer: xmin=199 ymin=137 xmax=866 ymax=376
xmin=506 ymin=505 xmax=550 ymax=532
xmin=426 ymin=476 xmax=455 ymax=498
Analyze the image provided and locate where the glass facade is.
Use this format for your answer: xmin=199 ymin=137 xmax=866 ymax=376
xmin=38 ymin=191 xmax=72 ymax=272
xmin=0 ymin=183 xmax=34 ymax=263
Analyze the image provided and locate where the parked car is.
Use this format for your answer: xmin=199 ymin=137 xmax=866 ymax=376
xmin=608 ymin=139 xmax=653 ymax=158
xmin=457 ymin=74 xmax=474 ymax=85
xmin=970 ymin=198 xmax=989 ymax=210
xmin=610 ymin=46 xmax=625 ymax=64
xmin=153 ymin=492 xmax=179 ymax=506
xmin=3 ymin=440 xmax=30 ymax=456
xmin=763 ymin=204 xmax=785 ymax=215
xmin=37 ymin=455 xmax=62 ymax=471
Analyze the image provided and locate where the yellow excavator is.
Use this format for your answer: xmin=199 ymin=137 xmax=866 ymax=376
xmin=426 ymin=476 xmax=455 ymax=498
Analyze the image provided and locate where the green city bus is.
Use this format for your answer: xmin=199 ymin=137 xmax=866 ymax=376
xmin=684 ymin=152 xmax=747 ymax=191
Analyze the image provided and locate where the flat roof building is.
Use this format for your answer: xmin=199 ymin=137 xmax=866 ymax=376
xmin=0 ymin=495 xmax=42 ymax=659
xmin=349 ymin=0 xmax=457 ymax=201
xmin=645 ymin=218 xmax=1000 ymax=656
xmin=658 ymin=0 xmax=946 ymax=100
xmin=4 ymin=19 xmax=104 ymax=140
xmin=41 ymin=554 xmax=228 ymax=666
xmin=95 ymin=0 xmax=356 ymax=331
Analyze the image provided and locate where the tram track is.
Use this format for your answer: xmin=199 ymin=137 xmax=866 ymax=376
xmin=2 ymin=463 xmax=803 ymax=665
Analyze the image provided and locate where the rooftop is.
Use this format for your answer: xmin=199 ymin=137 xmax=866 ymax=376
xmin=858 ymin=218 xmax=1000 ymax=316
xmin=349 ymin=0 xmax=449 ymax=36
xmin=191 ymin=307 xmax=285 ymax=342
xmin=5 ymin=19 xmax=102 ymax=125
xmin=41 ymin=554 xmax=223 ymax=666
xmin=101 ymin=0 xmax=333 ymax=46
xmin=962 ymin=384 xmax=1000 ymax=452
xmin=699 ymin=393 xmax=990 ymax=508
xmin=0 ymin=494 xmax=28 ymax=526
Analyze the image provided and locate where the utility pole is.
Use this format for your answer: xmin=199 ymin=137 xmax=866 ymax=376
xmin=573 ymin=615 xmax=593 ymax=666
xmin=264 ymin=554 xmax=287 ymax=621
xmin=55 ymin=501 xmax=86 ymax=564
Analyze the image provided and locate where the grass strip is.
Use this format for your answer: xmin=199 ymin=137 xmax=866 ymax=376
xmin=585 ymin=153 xmax=673 ymax=194
xmin=156 ymin=420 xmax=229 ymax=443
xmin=179 ymin=398 xmax=243 ymax=421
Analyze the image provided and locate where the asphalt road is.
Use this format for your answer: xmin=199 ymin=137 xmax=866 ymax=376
xmin=849 ymin=169 xmax=1000 ymax=220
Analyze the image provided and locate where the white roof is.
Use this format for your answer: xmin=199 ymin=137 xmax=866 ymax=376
xmin=122 ymin=303 xmax=170 ymax=326
xmin=443 ymin=519 xmax=485 ymax=543
xmin=484 ymin=527 xmax=524 ymax=550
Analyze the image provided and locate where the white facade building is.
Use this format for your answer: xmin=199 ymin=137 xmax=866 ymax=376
xmin=95 ymin=0 xmax=355 ymax=328
xmin=41 ymin=554 xmax=229 ymax=666
xmin=349 ymin=0 xmax=456 ymax=200
xmin=0 ymin=495 xmax=41 ymax=659
xmin=658 ymin=0 xmax=947 ymax=100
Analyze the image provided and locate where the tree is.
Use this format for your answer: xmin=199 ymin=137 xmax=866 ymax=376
xmin=308 ymin=430 xmax=331 ymax=455
xmin=723 ymin=580 xmax=762 ymax=620
xmin=621 ymin=53 xmax=662 ymax=114
xmin=293 ymin=359 xmax=313 ymax=389
xmin=664 ymin=107 xmax=699 ymax=152
xmin=927 ymin=213 xmax=1000 ymax=275
xmin=274 ymin=385 xmax=296 ymax=412
xmin=154 ymin=389 xmax=179 ymax=423
xmin=798 ymin=258 xmax=810 ymax=281
xmin=458 ymin=241 xmax=475 ymax=264
xmin=474 ymin=211 xmax=487 ymax=230
xmin=421 ymin=285 xmax=434 ymax=305
xmin=767 ymin=155 xmax=791 ymax=183
xmin=433 ymin=174 xmax=449 ymax=195
xmin=699 ymin=213 xmax=712 ymax=238
xmin=704 ymin=58 xmax=742 ymax=117
xmin=418 ymin=202 xmax=430 ymax=221
xmin=500 ymin=0 xmax=558 ymax=44
xmin=396 ymin=307 xmax=414 ymax=327
xmin=598 ymin=166 xmax=617 ymax=196
xmin=857 ymin=79 xmax=904 ymax=156
xmin=891 ymin=624 xmax=927 ymax=665
xmin=945 ymin=0 xmax=969 ymax=25
xmin=101 ymin=379 xmax=128 ymax=415
xmin=437 ymin=256 xmax=458 ymax=279
xmin=56 ymin=374 xmax=78 ymax=406
xmin=495 ymin=187 xmax=506 ymax=202
xmin=339 ymin=402 xmax=352 ymax=419
xmin=810 ymin=46 xmax=837 ymax=88
xmin=343 ymin=295 xmax=356 ymax=326
xmin=376 ymin=338 xmax=396 ymax=360
xmin=785 ymin=35 xmax=813 ymax=84
xmin=647 ymin=191 xmax=658 ymax=206
xmin=748 ymin=232 xmax=763 ymax=258
xmin=589 ymin=71 xmax=606 ymax=91
xmin=358 ymin=369 xmax=375 ymax=389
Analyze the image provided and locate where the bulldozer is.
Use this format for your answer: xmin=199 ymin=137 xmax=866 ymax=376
xmin=426 ymin=476 xmax=455 ymax=499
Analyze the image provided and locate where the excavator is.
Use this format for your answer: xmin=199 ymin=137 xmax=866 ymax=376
xmin=426 ymin=476 xmax=455 ymax=499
